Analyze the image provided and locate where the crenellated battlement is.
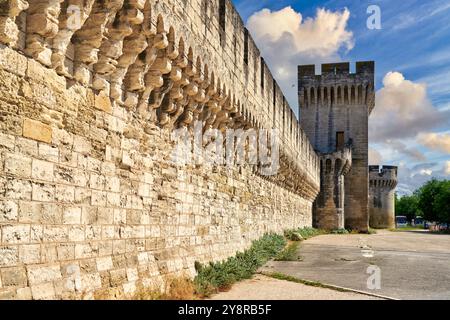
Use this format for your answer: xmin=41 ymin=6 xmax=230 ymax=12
xmin=298 ymin=61 xmax=375 ymax=114
xmin=369 ymin=165 xmax=398 ymax=189
xmin=298 ymin=61 xmax=374 ymax=77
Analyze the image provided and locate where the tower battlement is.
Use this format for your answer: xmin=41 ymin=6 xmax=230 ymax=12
xmin=298 ymin=61 xmax=375 ymax=114
xmin=369 ymin=165 xmax=398 ymax=188
xmin=298 ymin=61 xmax=374 ymax=77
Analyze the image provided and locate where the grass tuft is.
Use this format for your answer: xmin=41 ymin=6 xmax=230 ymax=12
xmin=274 ymin=241 xmax=300 ymax=261
xmin=194 ymin=233 xmax=286 ymax=297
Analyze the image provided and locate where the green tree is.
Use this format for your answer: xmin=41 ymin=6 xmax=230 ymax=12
xmin=417 ymin=179 xmax=449 ymax=224
xmin=395 ymin=193 xmax=420 ymax=222
xmin=435 ymin=180 xmax=450 ymax=225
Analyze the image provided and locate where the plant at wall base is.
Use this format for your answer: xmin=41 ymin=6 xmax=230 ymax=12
xmin=194 ymin=233 xmax=286 ymax=297
xmin=296 ymin=227 xmax=326 ymax=239
xmin=274 ymin=241 xmax=301 ymax=261
xmin=331 ymin=228 xmax=349 ymax=234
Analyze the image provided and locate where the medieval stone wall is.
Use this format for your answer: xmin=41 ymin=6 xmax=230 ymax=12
xmin=0 ymin=0 xmax=319 ymax=299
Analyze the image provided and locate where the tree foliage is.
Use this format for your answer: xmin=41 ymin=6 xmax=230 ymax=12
xmin=395 ymin=193 xmax=420 ymax=222
xmin=396 ymin=179 xmax=449 ymax=224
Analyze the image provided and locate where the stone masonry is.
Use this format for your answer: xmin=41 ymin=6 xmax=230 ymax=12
xmin=298 ymin=62 xmax=375 ymax=231
xmin=369 ymin=165 xmax=398 ymax=229
xmin=0 ymin=0 xmax=320 ymax=299
xmin=314 ymin=148 xmax=352 ymax=230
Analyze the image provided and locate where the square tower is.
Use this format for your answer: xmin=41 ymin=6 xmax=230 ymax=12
xmin=298 ymin=62 xmax=375 ymax=231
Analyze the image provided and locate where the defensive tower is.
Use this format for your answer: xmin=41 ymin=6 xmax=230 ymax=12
xmin=369 ymin=165 xmax=398 ymax=229
xmin=298 ymin=62 xmax=375 ymax=231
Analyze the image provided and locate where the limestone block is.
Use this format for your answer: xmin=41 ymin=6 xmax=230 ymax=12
xmin=68 ymin=226 xmax=85 ymax=242
xmin=23 ymin=119 xmax=52 ymax=144
xmin=31 ymin=159 xmax=54 ymax=181
xmin=43 ymin=226 xmax=68 ymax=242
xmin=94 ymin=92 xmax=112 ymax=114
xmin=51 ymin=128 xmax=73 ymax=147
xmin=27 ymin=264 xmax=62 ymax=286
xmin=32 ymin=183 xmax=55 ymax=202
xmin=73 ymin=136 xmax=91 ymax=155
xmin=30 ymin=226 xmax=43 ymax=243
xmin=0 ymin=247 xmax=19 ymax=267
xmin=79 ymin=273 xmax=102 ymax=292
xmin=81 ymin=207 xmax=97 ymax=224
xmin=56 ymin=243 xmax=75 ymax=261
xmin=97 ymin=207 xmax=114 ymax=225
xmin=4 ymin=179 xmax=32 ymax=200
xmin=0 ymin=266 xmax=27 ymax=286
xmin=85 ymin=226 xmax=101 ymax=241
xmin=41 ymin=203 xmax=63 ymax=224
xmin=41 ymin=244 xmax=58 ymax=263
xmin=89 ymin=173 xmax=105 ymax=190
xmin=15 ymin=137 xmax=38 ymax=157
xmin=4 ymin=152 xmax=32 ymax=177
xmin=0 ymin=45 xmax=27 ymax=76
xmin=18 ymin=201 xmax=41 ymax=223
xmin=96 ymin=257 xmax=113 ymax=272
xmin=38 ymin=144 xmax=59 ymax=162
xmin=31 ymin=282 xmax=55 ymax=300
xmin=102 ymin=226 xmax=117 ymax=240
xmin=19 ymin=244 xmax=41 ymax=264
xmin=105 ymin=177 xmax=120 ymax=192
xmin=75 ymin=188 xmax=92 ymax=205
xmin=16 ymin=287 xmax=32 ymax=300
xmin=55 ymin=185 xmax=75 ymax=202
xmin=63 ymin=207 xmax=81 ymax=224
xmin=0 ymin=200 xmax=18 ymax=222
xmin=113 ymin=209 xmax=126 ymax=225
xmin=1 ymin=224 xmax=30 ymax=244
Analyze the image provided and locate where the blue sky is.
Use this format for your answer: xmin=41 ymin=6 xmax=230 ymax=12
xmin=234 ymin=0 xmax=450 ymax=194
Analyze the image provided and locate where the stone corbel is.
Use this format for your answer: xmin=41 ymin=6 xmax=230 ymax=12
xmin=25 ymin=0 xmax=64 ymax=66
xmin=72 ymin=0 xmax=124 ymax=84
xmin=0 ymin=0 xmax=29 ymax=46
xmin=93 ymin=11 xmax=133 ymax=77
xmin=51 ymin=0 xmax=95 ymax=76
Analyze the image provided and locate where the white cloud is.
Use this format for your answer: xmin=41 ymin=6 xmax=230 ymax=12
xmin=395 ymin=162 xmax=448 ymax=195
xmin=446 ymin=161 xmax=450 ymax=175
xmin=370 ymin=72 xmax=449 ymax=143
xmin=247 ymin=6 xmax=354 ymax=107
xmin=368 ymin=147 xmax=383 ymax=165
xmin=417 ymin=132 xmax=450 ymax=154
xmin=369 ymin=72 xmax=450 ymax=193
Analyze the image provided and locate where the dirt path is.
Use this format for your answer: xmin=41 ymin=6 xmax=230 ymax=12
xmin=209 ymin=274 xmax=380 ymax=300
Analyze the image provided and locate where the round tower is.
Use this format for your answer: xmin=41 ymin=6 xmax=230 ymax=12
xmin=369 ymin=165 xmax=398 ymax=229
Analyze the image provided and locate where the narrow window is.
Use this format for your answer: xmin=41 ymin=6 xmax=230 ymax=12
xmin=219 ymin=0 xmax=226 ymax=46
xmin=244 ymin=28 xmax=249 ymax=65
xmin=336 ymin=131 xmax=345 ymax=150
xmin=272 ymin=80 xmax=276 ymax=107
xmin=260 ymin=57 xmax=265 ymax=90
